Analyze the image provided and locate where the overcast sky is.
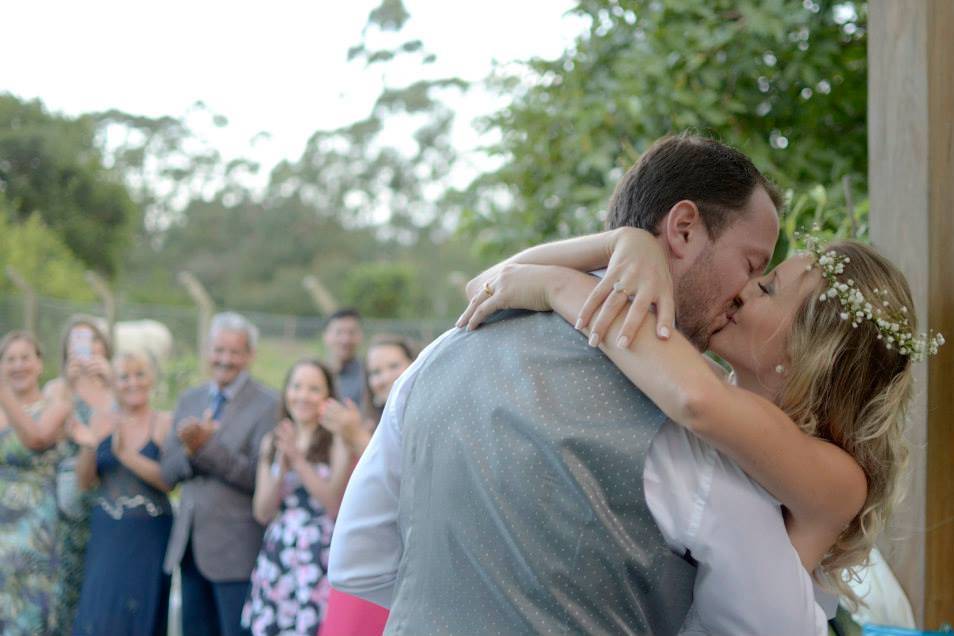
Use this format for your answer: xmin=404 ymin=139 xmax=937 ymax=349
xmin=2 ymin=1 xmax=585 ymax=177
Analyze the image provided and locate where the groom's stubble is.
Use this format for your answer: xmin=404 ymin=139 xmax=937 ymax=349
xmin=674 ymin=243 xmax=725 ymax=350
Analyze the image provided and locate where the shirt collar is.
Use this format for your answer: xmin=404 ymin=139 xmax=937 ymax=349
xmin=210 ymin=370 xmax=249 ymax=401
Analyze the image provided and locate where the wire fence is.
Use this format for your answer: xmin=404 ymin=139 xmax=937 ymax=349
xmin=0 ymin=293 xmax=450 ymax=408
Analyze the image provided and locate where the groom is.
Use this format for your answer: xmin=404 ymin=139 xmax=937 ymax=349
xmin=329 ymin=135 xmax=828 ymax=634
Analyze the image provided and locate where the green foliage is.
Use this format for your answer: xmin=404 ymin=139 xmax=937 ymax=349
xmin=0 ymin=206 xmax=95 ymax=301
xmin=775 ymin=182 xmax=870 ymax=264
xmin=340 ymin=262 xmax=430 ymax=319
xmin=153 ymin=352 xmax=200 ymax=411
xmin=0 ymin=94 xmax=139 ymax=275
xmin=457 ymin=0 xmax=868 ymax=255
xmin=102 ymin=0 xmax=475 ymax=320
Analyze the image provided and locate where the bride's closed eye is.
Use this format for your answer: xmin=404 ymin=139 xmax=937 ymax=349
xmin=758 ymin=281 xmax=774 ymax=295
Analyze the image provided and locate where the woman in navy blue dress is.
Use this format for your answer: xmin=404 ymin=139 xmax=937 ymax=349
xmin=70 ymin=351 xmax=173 ymax=636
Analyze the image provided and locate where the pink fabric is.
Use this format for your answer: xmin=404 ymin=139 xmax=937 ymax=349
xmin=319 ymin=588 xmax=389 ymax=636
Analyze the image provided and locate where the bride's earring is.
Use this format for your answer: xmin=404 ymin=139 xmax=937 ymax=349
xmin=775 ymin=364 xmax=785 ymax=375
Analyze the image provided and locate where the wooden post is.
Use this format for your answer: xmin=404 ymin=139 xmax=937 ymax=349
xmin=5 ymin=266 xmax=38 ymax=334
xmin=869 ymin=1 xmax=954 ymax=627
xmin=302 ymin=275 xmax=339 ymax=316
xmin=177 ymin=271 xmax=215 ymax=368
xmin=85 ymin=271 xmax=116 ymax=346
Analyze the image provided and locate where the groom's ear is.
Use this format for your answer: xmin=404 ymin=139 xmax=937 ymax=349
xmin=662 ymin=200 xmax=709 ymax=261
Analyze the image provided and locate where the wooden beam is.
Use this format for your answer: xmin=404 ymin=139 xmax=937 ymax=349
xmin=925 ymin=0 xmax=954 ymax=627
xmin=869 ymin=0 xmax=954 ymax=627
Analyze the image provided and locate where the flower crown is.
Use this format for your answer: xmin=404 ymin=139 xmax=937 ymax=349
xmin=796 ymin=232 xmax=944 ymax=362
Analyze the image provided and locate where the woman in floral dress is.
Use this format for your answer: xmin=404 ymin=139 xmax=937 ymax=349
xmin=0 ymin=331 xmax=73 ymax=634
xmin=242 ymin=359 xmax=352 ymax=635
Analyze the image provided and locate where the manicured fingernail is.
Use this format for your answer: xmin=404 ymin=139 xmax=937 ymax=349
xmin=456 ymin=319 xmax=463 ymax=328
xmin=588 ymin=332 xmax=600 ymax=347
xmin=575 ymin=318 xmax=583 ymax=330
xmin=658 ymin=326 xmax=670 ymax=339
xmin=616 ymin=336 xmax=630 ymax=348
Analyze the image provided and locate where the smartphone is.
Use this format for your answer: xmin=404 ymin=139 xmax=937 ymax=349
xmin=70 ymin=329 xmax=93 ymax=360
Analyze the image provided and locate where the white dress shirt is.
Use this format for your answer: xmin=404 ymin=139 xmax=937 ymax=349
xmin=329 ymin=328 xmax=830 ymax=635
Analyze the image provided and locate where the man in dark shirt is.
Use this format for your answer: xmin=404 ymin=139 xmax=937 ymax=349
xmin=323 ymin=308 xmax=365 ymax=405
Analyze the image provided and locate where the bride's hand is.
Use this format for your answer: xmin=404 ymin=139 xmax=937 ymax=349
xmin=576 ymin=227 xmax=675 ymax=347
xmin=456 ymin=264 xmax=559 ymax=331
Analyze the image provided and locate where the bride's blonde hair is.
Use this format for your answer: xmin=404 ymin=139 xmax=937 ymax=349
xmin=777 ymin=240 xmax=913 ymax=607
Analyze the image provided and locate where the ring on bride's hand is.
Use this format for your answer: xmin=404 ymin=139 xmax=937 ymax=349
xmin=483 ymin=282 xmax=494 ymax=296
xmin=612 ymin=281 xmax=633 ymax=296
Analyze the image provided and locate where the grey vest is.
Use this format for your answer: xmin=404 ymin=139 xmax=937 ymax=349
xmin=387 ymin=311 xmax=695 ymax=635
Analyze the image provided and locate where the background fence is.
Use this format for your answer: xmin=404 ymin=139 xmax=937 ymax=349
xmin=0 ymin=292 xmax=449 ymax=409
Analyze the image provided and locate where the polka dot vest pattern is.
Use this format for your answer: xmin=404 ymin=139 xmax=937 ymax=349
xmin=388 ymin=310 xmax=695 ymax=635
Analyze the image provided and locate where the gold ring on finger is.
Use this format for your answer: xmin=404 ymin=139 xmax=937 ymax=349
xmin=483 ymin=282 xmax=494 ymax=296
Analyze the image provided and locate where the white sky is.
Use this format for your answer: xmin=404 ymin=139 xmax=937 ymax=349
xmin=2 ymin=1 xmax=586 ymax=182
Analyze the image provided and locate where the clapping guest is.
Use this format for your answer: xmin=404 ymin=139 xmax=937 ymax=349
xmin=0 ymin=331 xmax=73 ymax=634
xmin=71 ymin=351 xmax=173 ymax=636
xmin=319 ymin=335 xmax=416 ymax=636
xmin=242 ymin=360 xmax=351 ymax=636
xmin=319 ymin=334 xmax=417 ymax=457
xmin=160 ymin=312 xmax=278 ymax=636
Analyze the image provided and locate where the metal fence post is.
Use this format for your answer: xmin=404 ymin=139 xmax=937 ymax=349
xmin=177 ymin=271 xmax=215 ymax=368
xmin=302 ymin=275 xmax=339 ymax=316
xmin=5 ymin=266 xmax=38 ymax=334
xmin=85 ymin=271 xmax=116 ymax=345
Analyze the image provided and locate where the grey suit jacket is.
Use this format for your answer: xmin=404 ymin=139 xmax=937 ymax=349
xmin=160 ymin=376 xmax=279 ymax=581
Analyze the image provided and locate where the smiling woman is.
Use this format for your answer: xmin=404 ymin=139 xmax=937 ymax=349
xmin=244 ymin=359 xmax=352 ymax=635
xmin=0 ymin=331 xmax=71 ymax=635
xmin=71 ymin=350 xmax=175 ymax=636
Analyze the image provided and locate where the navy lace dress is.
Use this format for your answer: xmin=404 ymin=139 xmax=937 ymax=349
xmin=71 ymin=432 xmax=173 ymax=636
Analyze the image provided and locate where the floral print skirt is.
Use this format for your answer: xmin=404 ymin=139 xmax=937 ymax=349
xmin=242 ymin=483 xmax=335 ymax=636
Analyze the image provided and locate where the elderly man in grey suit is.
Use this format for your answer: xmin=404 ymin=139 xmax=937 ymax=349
xmin=160 ymin=312 xmax=278 ymax=636
xmin=329 ymin=136 xmax=831 ymax=635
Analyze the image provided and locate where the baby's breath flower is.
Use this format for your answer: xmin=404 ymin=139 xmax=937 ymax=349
xmin=795 ymin=230 xmax=945 ymax=362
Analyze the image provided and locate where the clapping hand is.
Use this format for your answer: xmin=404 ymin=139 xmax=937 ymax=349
xmin=177 ymin=409 xmax=218 ymax=455
xmin=576 ymin=227 xmax=675 ymax=348
xmin=273 ymin=419 xmax=303 ymax=471
xmin=111 ymin=416 xmax=135 ymax=460
xmin=67 ymin=410 xmax=116 ymax=450
xmin=319 ymin=399 xmax=361 ymax=437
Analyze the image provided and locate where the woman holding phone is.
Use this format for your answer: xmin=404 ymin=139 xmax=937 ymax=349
xmin=45 ymin=316 xmax=115 ymax=632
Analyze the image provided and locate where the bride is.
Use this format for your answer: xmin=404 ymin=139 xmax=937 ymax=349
xmin=458 ymin=226 xmax=942 ymax=606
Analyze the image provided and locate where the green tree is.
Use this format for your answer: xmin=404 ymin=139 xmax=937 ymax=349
xmin=0 ymin=94 xmax=138 ymax=275
xmin=457 ymin=0 xmax=867 ymax=256
xmin=0 ymin=204 xmax=94 ymax=301
xmin=112 ymin=0 xmax=477 ymax=319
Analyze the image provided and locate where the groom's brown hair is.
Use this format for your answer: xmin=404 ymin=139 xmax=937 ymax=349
xmin=605 ymin=133 xmax=782 ymax=237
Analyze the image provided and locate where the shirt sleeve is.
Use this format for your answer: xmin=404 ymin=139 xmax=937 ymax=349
xmin=686 ymin=447 xmax=829 ymax=636
xmin=328 ymin=329 xmax=453 ymax=608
